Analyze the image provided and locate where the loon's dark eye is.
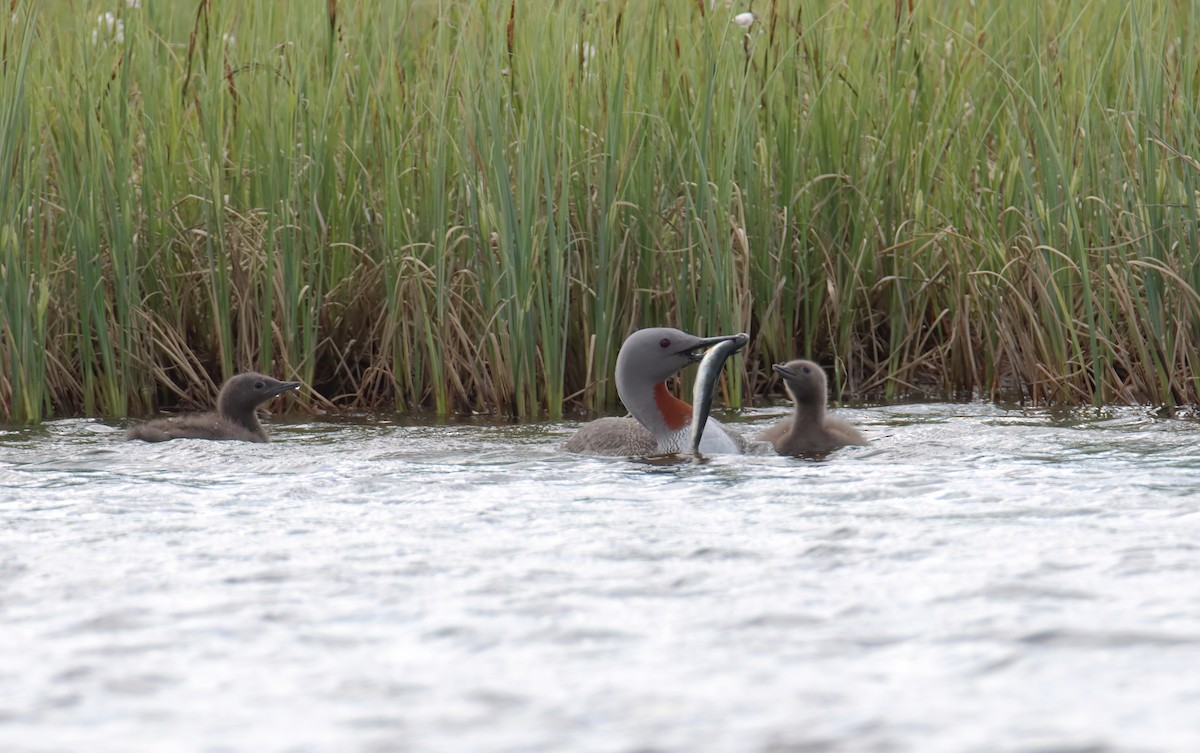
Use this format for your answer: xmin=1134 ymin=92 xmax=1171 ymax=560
xmin=801 ymin=366 xmax=811 ymax=374
xmin=254 ymin=381 xmax=266 ymax=390
xmin=659 ymin=338 xmax=671 ymax=349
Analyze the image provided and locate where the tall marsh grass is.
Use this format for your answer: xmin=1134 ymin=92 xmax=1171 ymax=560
xmin=2 ymin=0 xmax=1199 ymax=421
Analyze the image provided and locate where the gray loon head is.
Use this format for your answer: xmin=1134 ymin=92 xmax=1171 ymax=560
xmin=216 ymin=373 xmax=302 ymax=422
xmin=772 ymin=360 xmax=827 ymax=410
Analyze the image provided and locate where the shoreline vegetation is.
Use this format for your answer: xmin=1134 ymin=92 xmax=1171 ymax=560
xmin=2 ymin=0 xmax=1198 ymax=422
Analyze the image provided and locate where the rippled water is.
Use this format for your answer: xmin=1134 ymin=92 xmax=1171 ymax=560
xmin=3 ymin=404 xmax=1200 ymax=753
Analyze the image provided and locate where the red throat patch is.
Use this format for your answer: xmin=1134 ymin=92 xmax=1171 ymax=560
xmin=653 ymin=382 xmax=693 ymax=431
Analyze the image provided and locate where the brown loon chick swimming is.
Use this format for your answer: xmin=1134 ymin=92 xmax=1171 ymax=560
xmin=562 ymin=327 xmax=755 ymax=456
xmin=126 ymin=372 xmax=301 ymax=443
xmin=758 ymin=359 xmax=867 ymax=455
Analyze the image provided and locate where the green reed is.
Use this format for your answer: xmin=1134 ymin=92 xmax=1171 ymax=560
xmin=2 ymin=0 xmax=1199 ymax=422
xmin=1 ymin=8 xmax=44 ymax=420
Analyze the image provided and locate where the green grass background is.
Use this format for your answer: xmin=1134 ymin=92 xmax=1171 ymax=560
xmin=2 ymin=0 xmax=1198 ymax=421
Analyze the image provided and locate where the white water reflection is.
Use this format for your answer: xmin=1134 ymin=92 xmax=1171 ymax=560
xmin=2 ymin=404 xmax=1199 ymax=753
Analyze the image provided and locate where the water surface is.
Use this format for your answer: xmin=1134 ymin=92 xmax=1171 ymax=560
xmin=2 ymin=404 xmax=1199 ymax=753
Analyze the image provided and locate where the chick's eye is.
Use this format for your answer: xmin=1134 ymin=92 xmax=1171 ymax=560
xmin=659 ymin=338 xmax=671 ymax=349
xmin=254 ymin=381 xmax=265 ymax=390
xmin=801 ymin=366 xmax=811 ymax=374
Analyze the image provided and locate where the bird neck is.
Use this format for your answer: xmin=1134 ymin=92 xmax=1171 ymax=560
xmin=620 ymin=378 xmax=693 ymax=449
xmin=219 ymin=403 xmax=265 ymax=437
xmin=791 ymin=393 xmax=826 ymax=425
xmin=652 ymin=382 xmax=692 ymax=432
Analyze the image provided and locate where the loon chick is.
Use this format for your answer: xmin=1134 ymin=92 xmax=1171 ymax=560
xmin=759 ymin=360 xmax=867 ymax=455
xmin=562 ymin=328 xmax=754 ymax=456
xmin=126 ymin=373 xmax=301 ymax=443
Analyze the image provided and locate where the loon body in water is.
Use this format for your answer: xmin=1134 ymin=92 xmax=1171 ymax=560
xmin=562 ymin=328 xmax=753 ymax=456
xmin=759 ymin=360 xmax=867 ymax=455
xmin=126 ymin=373 xmax=301 ymax=443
